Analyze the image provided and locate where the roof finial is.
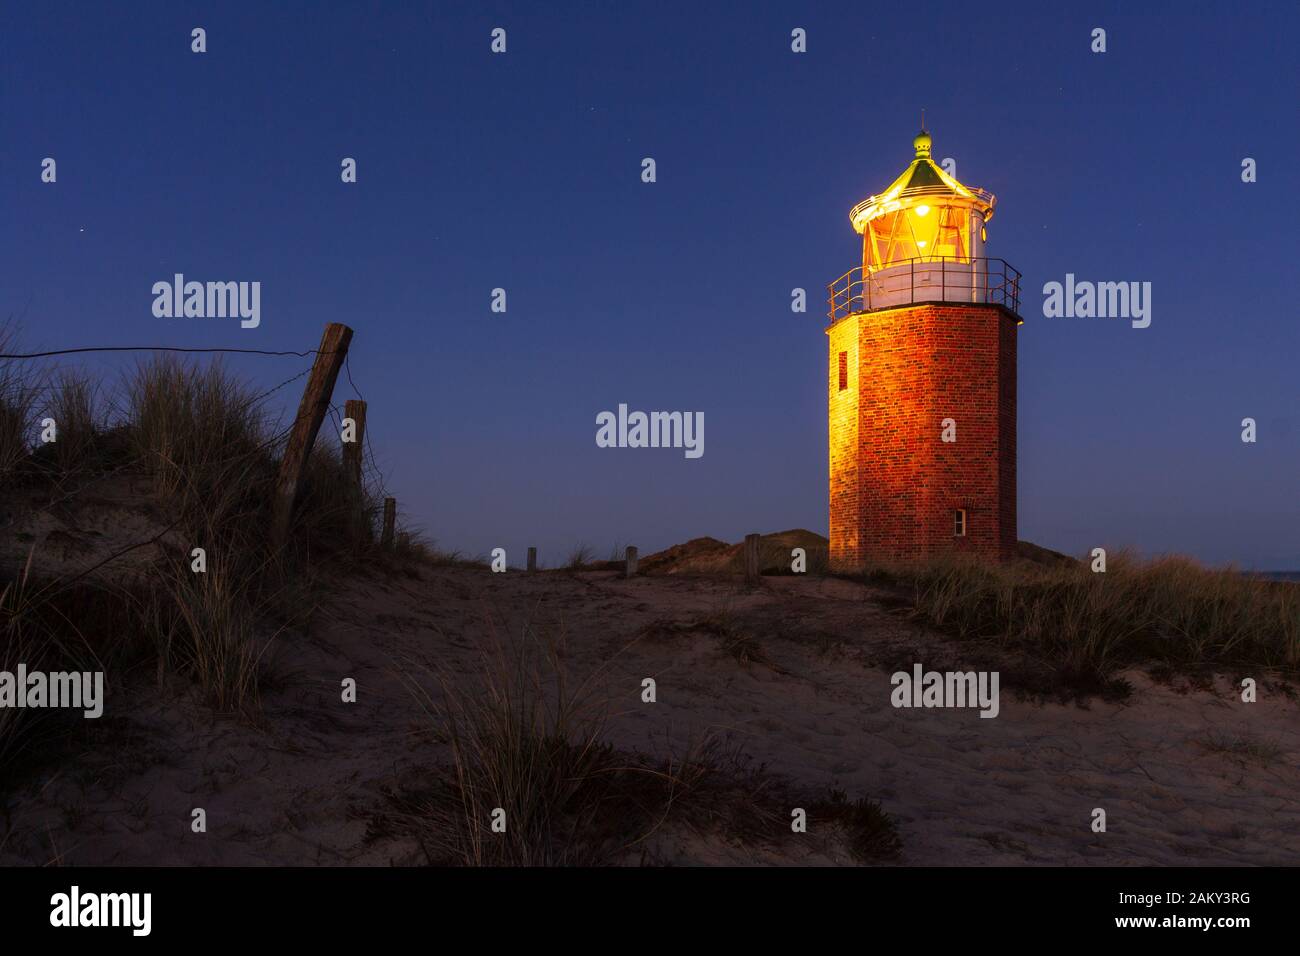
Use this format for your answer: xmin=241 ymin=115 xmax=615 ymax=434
xmin=913 ymin=119 xmax=932 ymax=159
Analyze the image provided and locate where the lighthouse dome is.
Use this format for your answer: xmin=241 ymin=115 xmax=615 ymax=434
xmin=848 ymin=129 xmax=996 ymax=270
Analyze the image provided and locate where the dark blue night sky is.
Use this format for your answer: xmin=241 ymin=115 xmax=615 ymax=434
xmin=3 ymin=1 xmax=1297 ymax=568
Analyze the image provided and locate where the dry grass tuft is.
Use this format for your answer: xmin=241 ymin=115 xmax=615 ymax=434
xmin=814 ymin=789 xmax=903 ymax=862
xmin=382 ymin=625 xmax=898 ymax=865
xmin=1200 ymin=731 xmax=1283 ymax=765
xmin=44 ymin=370 xmax=104 ymax=476
xmin=398 ymin=627 xmax=614 ymax=865
xmin=0 ymin=328 xmax=41 ymax=486
xmin=0 ymin=567 xmax=41 ymax=769
xmin=155 ymin=558 xmax=275 ymax=714
xmin=564 ymin=543 xmax=595 ymax=571
xmin=124 ymin=354 xmax=270 ymax=503
xmin=857 ymin=551 xmax=1299 ymax=684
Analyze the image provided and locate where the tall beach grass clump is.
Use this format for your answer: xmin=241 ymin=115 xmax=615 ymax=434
xmin=124 ymin=355 xmax=269 ymax=502
xmin=405 ymin=630 xmax=614 ymax=866
xmin=0 ymin=347 xmax=384 ymax=728
xmin=865 ymin=551 xmax=1299 ymax=681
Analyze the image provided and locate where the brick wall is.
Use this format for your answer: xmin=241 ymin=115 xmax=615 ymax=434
xmin=827 ymin=302 xmax=1018 ymax=568
xmin=828 ymin=319 xmax=860 ymax=562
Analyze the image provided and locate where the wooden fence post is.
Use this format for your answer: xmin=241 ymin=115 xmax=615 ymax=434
xmin=381 ymin=498 xmax=396 ymax=550
xmin=340 ymin=398 xmax=369 ymax=544
xmin=744 ymin=533 xmax=761 ymax=583
xmin=272 ymin=322 xmax=354 ymax=544
xmin=342 ymin=398 xmax=366 ymax=488
xmin=527 ymin=547 xmax=537 ymax=572
xmin=625 ymin=545 xmax=638 ymax=578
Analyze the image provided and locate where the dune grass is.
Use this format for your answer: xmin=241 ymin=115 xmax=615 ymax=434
xmin=402 ymin=628 xmax=613 ymax=865
xmin=124 ymin=354 xmax=269 ymax=503
xmin=44 ymin=370 xmax=104 ymax=477
xmin=860 ymin=552 xmax=1299 ymax=683
xmin=0 ymin=568 xmax=41 ymax=769
xmin=161 ymin=559 xmax=274 ymax=713
xmin=380 ymin=528 xmax=488 ymax=571
xmin=0 ymin=345 xmax=386 ymax=765
xmin=564 ymin=543 xmax=595 ymax=571
xmin=387 ymin=624 xmax=900 ymax=865
xmin=0 ymin=328 xmax=41 ymax=486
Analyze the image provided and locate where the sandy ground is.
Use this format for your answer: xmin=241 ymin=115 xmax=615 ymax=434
xmin=2 ymin=564 xmax=1297 ymax=866
xmin=0 ymin=475 xmax=177 ymax=584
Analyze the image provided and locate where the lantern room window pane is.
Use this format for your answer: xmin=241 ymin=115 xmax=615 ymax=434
xmin=867 ymin=206 xmax=971 ymax=269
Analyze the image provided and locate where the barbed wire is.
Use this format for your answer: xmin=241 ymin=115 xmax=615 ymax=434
xmin=0 ymin=345 xmax=335 ymax=360
xmin=344 ymin=353 xmax=364 ymax=402
xmin=243 ymin=364 xmax=313 ymax=409
xmin=328 ymin=401 xmax=391 ymax=503
xmin=338 ymin=354 xmax=392 ymax=501
xmin=363 ymin=433 xmax=391 ymax=501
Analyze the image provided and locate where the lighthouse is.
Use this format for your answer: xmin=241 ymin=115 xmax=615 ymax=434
xmin=826 ymin=128 xmax=1021 ymax=568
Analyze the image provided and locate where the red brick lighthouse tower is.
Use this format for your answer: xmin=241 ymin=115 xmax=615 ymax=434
xmin=826 ymin=128 xmax=1021 ymax=568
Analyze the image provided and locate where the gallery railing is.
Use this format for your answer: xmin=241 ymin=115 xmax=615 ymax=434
xmin=826 ymin=257 xmax=1022 ymax=324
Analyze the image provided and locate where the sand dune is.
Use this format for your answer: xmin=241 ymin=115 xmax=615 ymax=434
xmin=2 ymin=561 xmax=1295 ymax=866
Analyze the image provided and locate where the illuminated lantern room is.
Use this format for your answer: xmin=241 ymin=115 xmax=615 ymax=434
xmin=852 ymin=129 xmax=993 ymax=268
xmin=829 ymin=128 xmax=1019 ymax=318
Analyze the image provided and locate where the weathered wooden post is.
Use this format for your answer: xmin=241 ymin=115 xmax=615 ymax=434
xmin=271 ymin=323 xmax=353 ymax=544
xmin=744 ymin=533 xmax=761 ymax=583
xmin=342 ymin=399 xmax=366 ymax=488
xmin=527 ymin=547 xmax=537 ymax=572
xmin=625 ymin=545 xmax=638 ymax=578
xmin=340 ymin=398 xmax=369 ymax=544
xmin=381 ymin=497 xmax=396 ymax=550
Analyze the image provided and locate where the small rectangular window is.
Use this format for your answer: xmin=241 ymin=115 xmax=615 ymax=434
xmin=838 ymin=351 xmax=848 ymax=391
xmin=954 ymin=509 xmax=967 ymax=537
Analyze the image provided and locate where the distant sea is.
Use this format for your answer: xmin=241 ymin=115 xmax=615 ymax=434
xmin=1250 ymin=571 xmax=1300 ymax=582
